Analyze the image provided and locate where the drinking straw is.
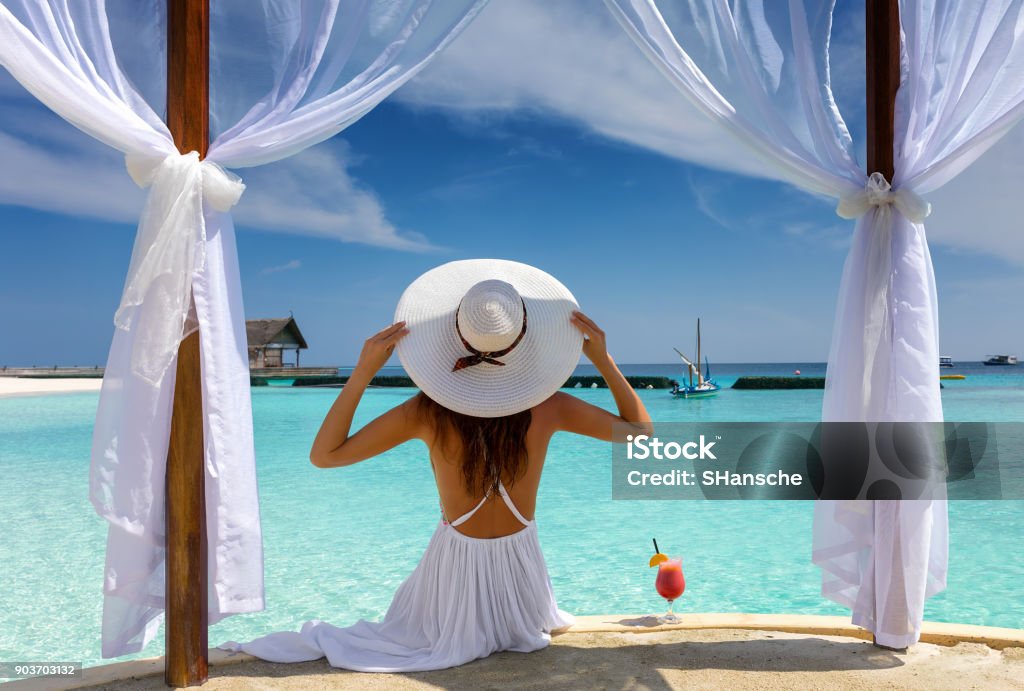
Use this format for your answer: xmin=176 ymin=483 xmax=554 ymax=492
xmin=653 ymin=538 xmax=660 ymax=554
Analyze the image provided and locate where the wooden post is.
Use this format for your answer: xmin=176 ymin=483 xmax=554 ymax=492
xmin=165 ymin=0 xmax=209 ymax=686
xmin=866 ymin=0 xmax=899 ymax=180
xmin=865 ymin=0 xmax=908 ymax=651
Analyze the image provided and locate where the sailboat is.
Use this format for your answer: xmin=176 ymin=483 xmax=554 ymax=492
xmin=670 ymin=319 xmax=721 ymax=398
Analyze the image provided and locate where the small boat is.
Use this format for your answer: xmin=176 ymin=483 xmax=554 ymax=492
xmin=939 ymin=374 xmax=966 ymax=380
xmin=671 ymin=319 xmax=721 ymax=399
xmin=939 ymin=356 xmax=954 ymax=368
xmin=983 ymin=355 xmax=1018 ymax=366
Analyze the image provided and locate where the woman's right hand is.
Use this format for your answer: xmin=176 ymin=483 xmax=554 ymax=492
xmin=571 ymin=310 xmax=610 ymax=366
xmin=561 ymin=310 xmax=653 ymax=440
xmin=353 ymin=321 xmax=408 ymax=377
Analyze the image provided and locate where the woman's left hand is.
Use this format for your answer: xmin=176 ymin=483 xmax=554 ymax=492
xmin=354 ymin=322 xmax=409 ymax=377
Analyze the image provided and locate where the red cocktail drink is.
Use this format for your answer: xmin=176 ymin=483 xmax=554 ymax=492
xmin=655 ymin=559 xmax=685 ymax=599
xmin=655 ymin=558 xmax=685 ymax=622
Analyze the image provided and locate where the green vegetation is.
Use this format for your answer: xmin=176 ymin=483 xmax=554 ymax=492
xmin=564 ymin=376 xmax=673 ymax=389
xmin=732 ymin=376 xmax=826 ymax=390
xmin=288 ymin=375 xmax=416 ymax=388
xmin=255 ymin=375 xmax=674 ymax=389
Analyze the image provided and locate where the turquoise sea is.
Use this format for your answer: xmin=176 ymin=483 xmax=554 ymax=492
xmin=1 ymin=362 xmax=1022 ymax=671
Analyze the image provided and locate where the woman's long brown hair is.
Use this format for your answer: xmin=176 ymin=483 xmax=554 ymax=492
xmin=414 ymin=391 xmax=531 ymax=497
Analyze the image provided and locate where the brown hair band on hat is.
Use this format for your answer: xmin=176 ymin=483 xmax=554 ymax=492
xmin=452 ymin=299 xmax=528 ymax=372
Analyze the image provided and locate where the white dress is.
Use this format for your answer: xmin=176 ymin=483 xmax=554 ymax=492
xmin=216 ymin=480 xmax=574 ymax=672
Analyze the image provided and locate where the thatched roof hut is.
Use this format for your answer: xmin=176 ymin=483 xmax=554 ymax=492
xmin=246 ymin=317 xmax=308 ymax=368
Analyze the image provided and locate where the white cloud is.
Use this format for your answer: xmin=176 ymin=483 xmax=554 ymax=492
xmin=0 ymin=127 xmax=146 ymax=221
xmin=2 ymin=2 xmax=1023 ymax=264
xmin=924 ymin=120 xmax=1024 ymax=266
xmin=261 ymin=259 xmax=302 ymax=275
xmin=398 ymin=0 xmax=1024 ymax=265
xmin=419 ymin=163 xmax=530 ymax=203
xmin=0 ymin=75 xmax=431 ymax=252
xmin=234 ymin=144 xmax=437 ymax=251
xmin=397 ymin=0 xmax=766 ymax=178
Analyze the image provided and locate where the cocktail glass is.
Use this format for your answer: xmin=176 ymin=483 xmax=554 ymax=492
xmin=655 ymin=557 xmax=685 ymax=623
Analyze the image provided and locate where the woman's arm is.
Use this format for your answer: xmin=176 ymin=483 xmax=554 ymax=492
xmin=309 ymin=322 xmax=416 ymax=469
xmin=550 ymin=311 xmax=654 ymax=442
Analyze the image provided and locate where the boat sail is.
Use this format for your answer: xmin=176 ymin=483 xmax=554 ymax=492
xmin=671 ymin=319 xmax=721 ymax=398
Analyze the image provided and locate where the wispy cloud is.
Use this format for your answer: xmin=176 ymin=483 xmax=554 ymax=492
xmin=398 ymin=0 xmax=766 ymax=178
xmin=261 ymin=259 xmax=302 ymax=275
xmin=0 ymin=125 xmax=146 ymax=222
xmin=684 ymin=168 xmax=851 ymax=250
xmin=922 ymin=120 xmax=1024 ymax=266
xmin=781 ymin=222 xmax=851 ymax=251
xmin=235 ymin=143 xmax=438 ymax=252
xmin=686 ymin=170 xmax=738 ymax=231
xmin=2 ymin=3 xmax=1022 ymax=265
xmin=420 ymin=163 xmax=529 ymax=202
xmin=506 ymin=136 xmax=563 ymax=160
xmin=399 ymin=0 xmax=1023 ymax=264
xmin=0 ymin=75 xmax=434 ymax=252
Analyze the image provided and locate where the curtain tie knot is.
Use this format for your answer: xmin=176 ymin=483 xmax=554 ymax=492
xmin=125 ymin=150 xmax=246 ymax=210
xmin=836 ymin=172 xmax=931 ymax=223
xmin=114 ymin=150 xmax=245 ymax=386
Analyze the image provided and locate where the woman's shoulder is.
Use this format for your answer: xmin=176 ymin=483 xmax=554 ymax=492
xmin=534 ymin=391 xmax=583 ymax=413
xmin=530 ymin=391 xmax=572 ymax=426
xmin=392 ymin=393 xmax=431 ymax=436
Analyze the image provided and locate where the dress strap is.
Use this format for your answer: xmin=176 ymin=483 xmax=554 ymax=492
xmin=444 ymin=480 xmax=532 ymax=528
xmin=496 ymin=480 xmax=532 ymax=526
xmin=447 ymin=490 xmax=492 ymax=527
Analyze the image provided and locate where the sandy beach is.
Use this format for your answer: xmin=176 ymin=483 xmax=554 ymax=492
xmin=7 ymin=615 xmax=1019 ymax=691
xmin=0 ymin=377 xmax=102 ymax=398
xmin=64 ymin=627 xmax=1024 ymax=691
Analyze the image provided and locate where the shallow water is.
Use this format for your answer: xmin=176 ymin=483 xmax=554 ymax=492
xmin=1 ymin=365 xmax=1022 ymax=670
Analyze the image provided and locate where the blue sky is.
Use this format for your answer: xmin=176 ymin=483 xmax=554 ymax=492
xmin=1 ymin=0 xmax=1022 ymax=367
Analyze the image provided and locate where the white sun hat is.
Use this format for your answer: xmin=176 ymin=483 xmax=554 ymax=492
xmin=394 ymin=259 xmax=583 ymax=418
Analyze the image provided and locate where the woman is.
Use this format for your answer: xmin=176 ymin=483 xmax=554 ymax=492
xmin=219 ymin=259 xmax=652 ymax=672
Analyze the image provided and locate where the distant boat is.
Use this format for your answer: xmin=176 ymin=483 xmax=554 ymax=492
xmin=671 ymin=319 xmax=721 ymax=399
xmin=940 ymin=374 xmax=966 ymax=380
xmin=939 ymin=356 xmax=954 ymax=368
xmin=983 ymin=355 xmax=1018 ymax=366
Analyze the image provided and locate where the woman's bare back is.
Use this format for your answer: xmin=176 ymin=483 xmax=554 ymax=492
xmin=424 ymin=394 xmax=562 ymax=539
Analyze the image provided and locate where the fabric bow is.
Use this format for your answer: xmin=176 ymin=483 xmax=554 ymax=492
xmin=452 ymin=300 xmax=528 ymax=372
xmin=115 ymin=150 xmax=246 ymax=386
xmin=835 ymin=172 xmax=931 ymax=223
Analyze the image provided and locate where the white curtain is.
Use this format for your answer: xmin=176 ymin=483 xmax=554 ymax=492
xmin=605 ymin=0 xmax=1024 ymax=648
xmin=0 ymin=0 xmax=486 ymax=658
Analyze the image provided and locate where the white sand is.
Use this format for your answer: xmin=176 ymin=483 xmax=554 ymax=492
xmin=0 ymin=377 xmax=103 ymax=398
xmin=68 ymin=628 xmax=1024 ymax=691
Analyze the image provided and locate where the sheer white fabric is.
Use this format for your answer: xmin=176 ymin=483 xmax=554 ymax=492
xmin=0 ymin=0 xmax=486 ymax=658
xmin=605 ymin=0 xmax=1024 ymax=648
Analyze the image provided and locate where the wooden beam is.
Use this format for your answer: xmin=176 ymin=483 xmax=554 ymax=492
xmin=166 ymin=0 xmax=209 ymax=156
xmin=865 ymin=0 xmax=909 ymax=651
xmin=865 ymin=0 xmax=899 ymax=180
xmin=165 ymin=0 xmax=209 ymax=686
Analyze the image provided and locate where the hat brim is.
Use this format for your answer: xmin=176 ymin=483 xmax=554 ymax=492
xmin=394 ymin=259 xmax=583 ymax=417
